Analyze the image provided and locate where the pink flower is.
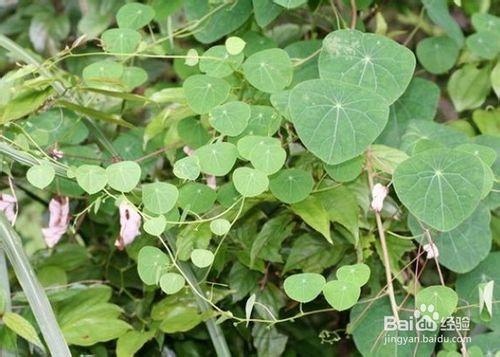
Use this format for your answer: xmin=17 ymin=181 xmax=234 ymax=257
xmin=42 ymin=196 xmax=70 ymax=248
xmin=115 ymin=201 xmax=141 ymax=250
xmin=50 ymin=148 xmax=64 ymax=160
xmin=0 ymin=193 xmax=17 ymax=224
xmin=423 ymin=243 xmax=439 ymax=259
xmin=206 ymin=175 xmax=217 ymax=190
xmin=183 ymin=146 xmax=194 ymax=156
xmin=371 ymin=183 xmax=388 ymax=212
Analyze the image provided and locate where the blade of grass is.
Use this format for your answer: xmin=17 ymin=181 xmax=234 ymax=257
xmin=0 ymin=213 xmax=71 ymax=356
xmin=0 ymin=249 xmax=15 ymax=357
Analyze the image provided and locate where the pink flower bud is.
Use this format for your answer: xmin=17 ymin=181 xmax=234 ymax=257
xmin=42 ymin=196 xmax=70 ymax=248
xmin=183 ymin=146 xmax=194 ymax=156
xmin=115 ymin=201 xmax=141 ymax=250
xmin=423 ymin=243 xmax=439 ymax=259
xmin=371 ymin=183 xmax=388 ymax=213
xmin=0 ymin=193 xmax=17 ymax=224
xmin=206 ymin=175 xmax=217 ymax=190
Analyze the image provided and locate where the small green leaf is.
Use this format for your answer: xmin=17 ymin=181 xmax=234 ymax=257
xmin=75 ymin=164 xmax=107 ymax=194
xmin=249 ymin=142 xmax=286 ymax=175
xmin=183 ymin=75 xmax=231 ymax=114
xmin=3 ymin=312 xmax=44 ymax=350
xmin=106 ymin=161 xmax=141 ymax=192
xmin=194 ymin=142 xmax=238 ymax=176
xmin=422 ymin=0 xmax=464 ymax=46
xmin=237 ymin=135 xmax=281 ymax=160
xmin=143 ymin=215 xmax=167 ymax=236
xmin=210 ymin=101 xmax=251 ymax=136
xmin=116 ymin=3 xmax=155 ymax=30
xmin=178 ymin=183 xmax=216 ymax=214
xmin=416 ymin=36 xmax=459 ymax=74
xmin=273 ymin=0 xmax=307 ymax=9
xmin=233 ymin=167 xmax=269 ymax=197
xmin=159 ymin=273 xmax=185 ymax=294
xmin=199 ymin=46 xmax=244 ymax=78
xmin=173 ymin=156 xmax=201 ymax=181
xmin=82 ymin=60 xmax=124 ymax=86
xmin=324 ymin=155 xmax=364 ymax=182
xmin=210 ymin=218 xmax=231 ymax=236
xmin=243 ymin=48 xmax=293 ymax=93
xmin=322 ymin=280 xmax=360 ymax=311
xmin=415 ymin=285 xmax=458 ymax=320
xmin=466 ymin=31 xmax=500 ymax=60
xmin=269 ymin=168 xmax=313 ymax=204
xmin=190 ymin=249 xmax=214 ymax=268
xmin=336 ymin=264 xmax=371 ymax=287
xmin=283 ymin=273 xmax=326 ymax=303
xmin=291 ymin=196 xmax=331 ymax=243
xmin=121 ymin=66 xmax=148 ymax=90
xmin=27 ymin=163 xmax=55 ymax=189
xmin=101 ymin=28 xmax=141 ymax=54
xmin=448 ymin=64 xmax=491 ymax=112
xmin=137 ymin=246 xmax=170 ymax=285
xmin=142 ymin=182 xmax=179 ymax=214
xmin=225 ymin=36 xmax=246 ymax=55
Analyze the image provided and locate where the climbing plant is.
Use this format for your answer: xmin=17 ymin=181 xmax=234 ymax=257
xmin=0 ymin=0 xmax=499 ymax=356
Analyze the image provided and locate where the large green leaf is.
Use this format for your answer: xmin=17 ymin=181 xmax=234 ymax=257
xmin=291 ymin=196 xmax=331 ymax=243
xmin=350 ymin=297 xmax=437 ymax=356
xmin=290 ymin=79 xmax=389 ymax=164
xmin=319 ymin=29 xmax=415 ymax=104
xmin=393 ymin=148 xmax=485 ymax=231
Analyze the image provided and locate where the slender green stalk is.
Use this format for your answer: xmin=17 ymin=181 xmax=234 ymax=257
xmin=164 ymin=234 xmax=231 ymax=357
xmin=0 ymin=34 xmax=119 ymax=158
xmin=0 ymin=249 xmax=15 ymax=357
xmin=0 ymin=213 xmax=71 ymax=356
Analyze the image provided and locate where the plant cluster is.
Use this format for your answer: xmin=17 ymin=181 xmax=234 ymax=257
xmin=0 ymin=0 xmax=499 ymax=356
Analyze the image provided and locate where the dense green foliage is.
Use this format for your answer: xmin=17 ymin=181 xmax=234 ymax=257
xmin=0 ymin=0 xmax=499 ymax=356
